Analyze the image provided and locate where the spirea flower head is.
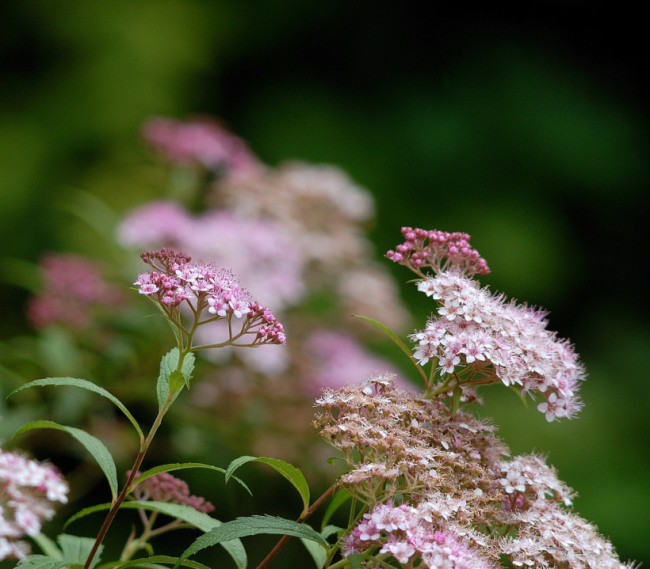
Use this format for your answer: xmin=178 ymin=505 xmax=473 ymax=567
xmin=387 ymin=226 xmax=490 ymax=277
xmin=212 ymin=162 xmax=375 ymax=268
xmin=314 ymin=377 xmax=634 ymax=568
xmin=129 ymin=471 xmax=214 ymax=514
xmin=141 ymin=116 xmax=260 ymax=174
xmin=27 ymin=253 xmax=124 ymax=331
xmin=120 ymin=205 xmax=307 ymax=311
xmin=343 ymin=502 xmax=495 ymax=568
xmin=411 ymin=269 xmax=585 ymax=421
xmin=315 ymin=375 xmax=508 ymax=510
xmin=135 ymin=248 xmax=285 ymax=347
xmin=0 ymin=450 xmax=68 ymax=561
xmin=386 ymin=227 xmax=584 ymax=421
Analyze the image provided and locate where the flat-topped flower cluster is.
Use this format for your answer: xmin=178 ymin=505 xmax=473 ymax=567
xmin=387 ymin=226 xmax=584 ymax=422
xmin=135 ymin=247 xmax=286 ymax=347
xmin=315 ymin=376 xmax=632 ymax=568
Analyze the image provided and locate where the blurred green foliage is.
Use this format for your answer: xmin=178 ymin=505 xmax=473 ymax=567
xmin=1 ymin=1 xmax=648 ymax=566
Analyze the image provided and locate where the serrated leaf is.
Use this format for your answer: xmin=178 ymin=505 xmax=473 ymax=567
xmin=58 ymin=534 xmax=102 ymax=569
xmin=13 ymin=420 xmax=118 ymax=502
xmin=226 ymin=456 xmax=310 ymax=514
xmin=8 ymin=377 xmax=144 ymax=440
xmin=66 ymin=502 xmax=246 ymax=569
xmin=17 ymin=555 xmax=79 ymax=569
xmin=131 ymin=463 xmax=251 ymax=496
xmin=354 ymin=314 xmax=428 ymax=384
xmin=321 ymin=489 xmax=351 ymax=528
xmin=96 ymin=556 xmax=210 ymax=569
xmin=175 ymin=515 xmax=327 ymax=569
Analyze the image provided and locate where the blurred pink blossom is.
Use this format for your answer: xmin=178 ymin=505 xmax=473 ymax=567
xmin=142 ymin=116 xmax=260 ymax=175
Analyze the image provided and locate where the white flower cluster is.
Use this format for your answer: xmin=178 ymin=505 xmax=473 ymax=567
xmin=0 ymin=449 xmax=68 ymax=561
xmin=413 ymin=270 xmax=585 ymax=421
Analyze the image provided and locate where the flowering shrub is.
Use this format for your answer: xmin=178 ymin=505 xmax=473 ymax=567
xmin=0 ymin=117 xmax=635 ymax=568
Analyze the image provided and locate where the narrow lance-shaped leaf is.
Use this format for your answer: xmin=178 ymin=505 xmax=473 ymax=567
xmin=174 ymin=515 xmax=327 ymax=569
xmin=65 ymin=501 xmax=246 ymax=569
xmin=7 ymin=377 xmax=144 ymax=441
xmin=16 ymin=555 xmax=80 ymax=569
xmin=226 ymin=456 xmax=310 ymax=514
xmin=95 ymin=555 xmax=211 ymax=569
xmin=131 ymin=462 xmax=251 ymax=495
xmin=13 ymin=420 xmax=118 ymax=502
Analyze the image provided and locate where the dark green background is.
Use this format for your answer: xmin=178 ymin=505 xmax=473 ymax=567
xmin=1 ymin=2 xmax=648 ymax=566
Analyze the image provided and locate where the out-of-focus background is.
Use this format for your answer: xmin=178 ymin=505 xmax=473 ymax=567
xmin=1 ymin=2 xmax=648 ymax=566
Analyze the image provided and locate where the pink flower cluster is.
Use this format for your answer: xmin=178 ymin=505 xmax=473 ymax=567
xmin=27 ymin=253 xmax=123 ymax=331
xmin=344 ymin=503 xmax=494 ymax=568
xmin=499 ymin=454 xmax=574 ymax=512
xmin=387 ymin=227 xmax=490 ymax=277
xmin=130 ymin=471 xmax=214 ymax=514
xmin=135 ymin=248 xmax=285 ymax=346
xmin=411 ymin=270 xmax=585 ymax=421
xmin=316 ymin=377 xmax=634 ymax=568
xmin=0 ymin=450 xmax=68 ymax=561
xmin=141 ymin=116 xmax=259 ymax=174
xmin=120 ymin=202 xmax=306 ymax=311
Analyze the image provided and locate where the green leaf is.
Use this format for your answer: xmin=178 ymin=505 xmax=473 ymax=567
xmin=59 ymin=190 xmax=121 ymax=247
xmin=8 ymin=377 xmax=144 ymax=441
xmin=348 ymin=553 xmax=364 ymax=569
xmin=157 ymin=350 xmax=195 ymax=409
xmin=226 ymin=456 xmax=310 ymax=514
xmin=354 ymin=314 xmax=428 ymax=384
xmin=17 ymin=555 xmax=79 ymax=569
xmin=64 ymin=503 xmax=113 ymax=528
xmin=58 ymin=534 xmax=103 ymax=569
xmin=66 ymin=502 xmax=246 ymax=569
xmin=96 ymin=556 xmax=211 ymax=569
xmin=321 ymin=488 xmax=351 ymax=528
xmin=300 ymin=538 xmax=326 ymax=569
xmin=131 ymin=463 xmax=251 ymax=496
xmin=302 ymin=525 xmax=342 ymax=569
xmin=31 ymin=533 xmax=63 ymax=559
xmin=13 ymin=420 xmax=118 ymax=502
xmin=175 ymin=515 xmax=327 ymax=568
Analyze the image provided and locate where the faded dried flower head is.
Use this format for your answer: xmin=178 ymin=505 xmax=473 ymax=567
xmin=315 ymin=375 xmax=507 ymax=513
xmin=314 ymin=377 xmax=633 ymax=568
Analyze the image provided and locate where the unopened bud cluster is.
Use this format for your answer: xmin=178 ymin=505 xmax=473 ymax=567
xmin=129 ymin=471 xmax=214 ymax=514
